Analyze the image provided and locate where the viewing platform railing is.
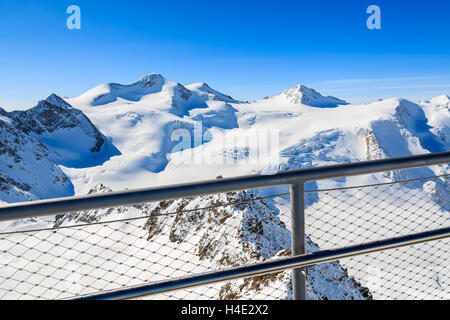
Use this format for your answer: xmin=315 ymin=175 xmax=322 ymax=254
xmin=0 ymin=151 xmax=448 ymax=300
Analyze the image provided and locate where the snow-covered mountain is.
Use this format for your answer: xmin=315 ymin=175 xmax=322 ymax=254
xmin=0 ymin=112 xmax=73 ymax=202
xmin=274 ymin=84 xmax=348 ymax=107
xmin=0 ymin=74 xmax=448 ymax=300
xmin=64 ymin=74 xmax=239 ymax=182
xmin=0 ymin=94 xmax=121 ymax=202
xmin=4 ymin=95 xmax=119 ymax=168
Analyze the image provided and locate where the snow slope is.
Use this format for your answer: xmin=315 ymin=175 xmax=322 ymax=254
xmin=163 ymin=95 xmax=447 ymax=190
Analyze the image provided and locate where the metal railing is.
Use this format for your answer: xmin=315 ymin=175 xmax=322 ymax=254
xmin=0 ymin=151 xmax=448 ymax=300
xmin=79 ymin=227 xmax=450 ymax=300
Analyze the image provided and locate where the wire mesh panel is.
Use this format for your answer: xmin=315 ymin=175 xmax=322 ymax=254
xmin=305 ymin=175 xmax=449 ymax=300
xmin=0 ymin=189 xmax=295 ymax=300
xmin=336 ymin=239 xmax=449 ymax=300
xmin=0 ymin=185 xmax=371 ymax=300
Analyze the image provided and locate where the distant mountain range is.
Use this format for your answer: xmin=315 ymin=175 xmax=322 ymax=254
xmin=0 ymin=74 xmax=448 ymax=299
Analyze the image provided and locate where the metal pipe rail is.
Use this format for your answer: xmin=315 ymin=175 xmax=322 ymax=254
xmin=79 ymin=226 xmax=450 ymax=300
xmin=0 ymin=151 xmax=448 ymax=221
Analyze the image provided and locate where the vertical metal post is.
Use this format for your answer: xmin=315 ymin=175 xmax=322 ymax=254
xmin=290 ymin=182 xmax=306 ymax=300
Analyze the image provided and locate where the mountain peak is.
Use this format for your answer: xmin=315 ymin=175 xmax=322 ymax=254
xmin=45 ymin=94 xmax=73 ymax=110
xmin=137 ymin=73 xmax=166 ymax=87
xmin=197 ymin=82 xmax=212 ymax=90
xmin=280 ymin=84 xmax=348 ymax=107
xmin=186 ymin=82 xmax=240 ymax=103
xmin=282 ymin=84 xmax=320 ymax=100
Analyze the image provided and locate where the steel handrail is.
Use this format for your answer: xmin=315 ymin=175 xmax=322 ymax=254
xmin=0 ymin=151 xmax=448 ymax=222
xmin=78 ymin=227 xmax=450 ymax=300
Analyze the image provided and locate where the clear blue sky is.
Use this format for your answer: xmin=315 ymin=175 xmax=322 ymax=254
xmin=0 ymin=0 xmax=449 ymax=109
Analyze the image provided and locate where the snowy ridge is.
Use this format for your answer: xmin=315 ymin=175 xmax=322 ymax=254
xmin=186 ymin=82 xmax=241 ymax=104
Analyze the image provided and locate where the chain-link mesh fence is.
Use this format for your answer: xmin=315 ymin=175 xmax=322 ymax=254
xmin=0 ymin=174 xmax=448 ymax=300
xmin=304 ymin=174 xmax=449 ymax=300
xmin=0 ymin=189 xmax=294 ymax=300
